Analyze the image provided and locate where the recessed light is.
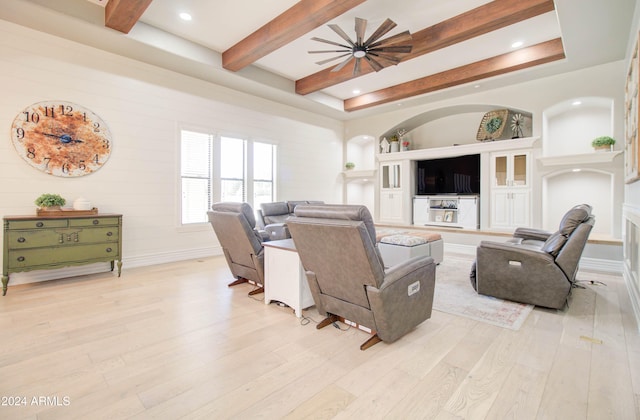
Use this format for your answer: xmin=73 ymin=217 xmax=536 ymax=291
xmin=179 ymin=12 xmax=192 ymax=21
xmin=572 ymin=100 xmax=582 ymax=106
xmin=511 ymin=41 xmax=524 ymax=48
xmin=572 ymin=168 xmax=581 ymax=172
xmin=474 ymin=84 xmax=480 ymax=88
xmin=352 ymin=89 xmax=361 ymax=94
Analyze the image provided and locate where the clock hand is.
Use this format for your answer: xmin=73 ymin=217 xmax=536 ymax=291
xmin=40 ymin=132 xmax=84 ymax=144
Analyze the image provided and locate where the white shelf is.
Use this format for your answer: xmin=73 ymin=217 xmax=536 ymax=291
xmin=537 ymin=151 xmax=622 ymax=166
xmin=377 ymin=137 xmax=539 ymax=162
xmin=342 ymin=169 xmax=376 ymax=183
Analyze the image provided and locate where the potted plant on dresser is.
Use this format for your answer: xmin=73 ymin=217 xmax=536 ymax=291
xmin=34 ymin=193 xmax=66 ymax=211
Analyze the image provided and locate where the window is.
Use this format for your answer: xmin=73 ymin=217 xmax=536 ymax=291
xmin=180 ymin=130 xmax=277 ymax=225
xmin=220 ymin=136 xmax=246 ymax=202
xmin=180 ymin=130 xmax=213 ymax=224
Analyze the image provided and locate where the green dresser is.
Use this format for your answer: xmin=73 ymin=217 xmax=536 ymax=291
xmin=2 ymin=214 xmax=122 ymax=295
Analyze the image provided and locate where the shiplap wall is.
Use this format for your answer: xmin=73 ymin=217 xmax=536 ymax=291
xmin=0 ymin=20 xmax=344 ymax=286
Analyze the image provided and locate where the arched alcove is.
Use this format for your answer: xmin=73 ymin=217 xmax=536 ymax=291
xmin=542 ymin=169 xmax=613 ymax=236
xmin=542 ymin=97 xmax=614 ymax=156
xmin=380 ymin=104 xmax=533 ymax=150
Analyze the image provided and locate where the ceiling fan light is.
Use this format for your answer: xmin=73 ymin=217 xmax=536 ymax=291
xmin=353 ymin=50 xmax=366 ymax=58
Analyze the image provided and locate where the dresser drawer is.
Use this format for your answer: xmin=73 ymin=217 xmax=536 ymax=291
xmin=69 ymin=217 xmax=120 ymax=227
xmin=8 ymin=244 xmax=120 ymax=269
xmin=7 ymin=219 xmax=68 ymax=230
xmin=8 ymin=227 xmax=120 ymax=249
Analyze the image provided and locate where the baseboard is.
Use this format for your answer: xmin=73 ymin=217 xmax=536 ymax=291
xmin=624 ymin=264 xmax=640 ymax=333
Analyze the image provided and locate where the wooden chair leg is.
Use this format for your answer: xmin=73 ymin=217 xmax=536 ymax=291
xmin=316 ymin=314 xmax=340 ymax=330
xmin=360 ymin=334 xmax=382 ymax=351
xmin=228 ymin=277 xmax=248 ymax=287
xmin=248 ymin=286 xmax=264 ymax=296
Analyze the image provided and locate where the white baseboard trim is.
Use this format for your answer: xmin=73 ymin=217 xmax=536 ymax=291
xmin=443 ymin=243 xmax=623 ymax=274
xmin=624 ymin=266 xmax=640 ymax=333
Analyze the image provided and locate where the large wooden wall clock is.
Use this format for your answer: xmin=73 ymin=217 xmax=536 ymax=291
xmin=11 ymin=100 xmax=112 ymax=177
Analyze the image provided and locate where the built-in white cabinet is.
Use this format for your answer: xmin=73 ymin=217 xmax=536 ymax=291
xmin=379 ymin=161 xmax=404 ymax=223
xmin=413 ymin=195 xmax=479 ymax=229
xmin=490 ymin=151 xmax=531 ymax=229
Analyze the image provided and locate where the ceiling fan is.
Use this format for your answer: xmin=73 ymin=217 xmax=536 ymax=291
xmin=309 ymin=17 xmax=412 ymax=75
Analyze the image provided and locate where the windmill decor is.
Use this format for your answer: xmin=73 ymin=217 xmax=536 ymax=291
xmin=309 ymin=17 xmax=412 ymax=75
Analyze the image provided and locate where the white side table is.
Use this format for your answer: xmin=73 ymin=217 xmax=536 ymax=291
xmin=263 ymin=239 xmax=315 ymax=317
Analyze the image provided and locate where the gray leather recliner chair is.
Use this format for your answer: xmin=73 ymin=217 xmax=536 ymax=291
xmin=256 ymin=200 xmax=325 ymax=240
xmin=208 ymin=202 xmax=265 ymax=295
xmin=287 ymin=204 xmax=437 ymax=350
xmin=471 ymin=204 xmax=595 ymax=309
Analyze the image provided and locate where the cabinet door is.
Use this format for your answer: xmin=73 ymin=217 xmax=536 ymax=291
xmin=380 ymin=191 xmax=403 ymax=222
xmin=510 ymin=190 xmax=530 ymax=226
xmin=458 ymin=197 xmax=478 ymax=229
xmin=491 ymin=152 xmax=530 ymax=188
xmin=381 ymin=162 xmax=401 ymax=189
xmin=413 ymin=197 xmax=429 ymax=225
xmin=491 ymin=191 xmax=512 ymax=228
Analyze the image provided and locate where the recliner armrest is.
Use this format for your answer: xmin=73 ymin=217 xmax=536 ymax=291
xmin=513 ymin=227 xmax=553 ymax=242
xmin=265 ymin=223 xmax=290 ymax=240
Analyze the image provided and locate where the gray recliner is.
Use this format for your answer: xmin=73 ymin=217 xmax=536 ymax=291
xmin=256 ymin=200 xmax=324 ymax=240
xmin=287 ymin=204 xmax=436 ymax=350
xmin=471 ymin=204 xmax=595 ymax=309
xmin=208 ymin=202 xmax=265 ymax=295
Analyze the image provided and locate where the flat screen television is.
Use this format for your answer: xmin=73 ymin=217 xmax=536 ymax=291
xmin=416 ymin=154 xmax=480 ymax=195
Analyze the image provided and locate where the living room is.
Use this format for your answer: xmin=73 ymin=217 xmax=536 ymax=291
xmin=1 ymin=0 xmax=639 ymax=418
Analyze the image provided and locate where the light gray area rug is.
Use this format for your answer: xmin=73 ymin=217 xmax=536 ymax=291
xmin=433 ymin=256 xmax=534 ymax=330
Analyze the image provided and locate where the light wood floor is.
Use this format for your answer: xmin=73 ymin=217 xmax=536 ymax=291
xmin=0 ymin=254 xmax=639 ymax=419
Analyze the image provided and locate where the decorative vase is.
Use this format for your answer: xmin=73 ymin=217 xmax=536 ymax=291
xmin=390 ymin=141 xmax=400 ymax=153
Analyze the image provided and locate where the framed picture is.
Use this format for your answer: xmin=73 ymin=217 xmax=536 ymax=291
xmin=625 ymin=32 xmax=640 ymax=183
xmin=444 ymin=211 xmax=454 ymax=223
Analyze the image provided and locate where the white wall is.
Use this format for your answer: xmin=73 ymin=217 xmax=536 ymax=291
xmin=0 ymin=20 xmax=344 ymax=286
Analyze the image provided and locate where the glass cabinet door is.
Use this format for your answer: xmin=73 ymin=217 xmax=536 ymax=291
xmin=382 ymin=163 xmax=401 ymax=189
xmin=494 ymin=156 xmax=507 ymax=186
xmin=513 ymin=153 xmax=528 ymax=186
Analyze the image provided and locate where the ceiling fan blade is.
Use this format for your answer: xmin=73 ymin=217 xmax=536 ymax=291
xmin=364 ymin=18 xmax=397 ymax=45
xmin=310 ymin=37 xmax=351 ymax=49
xmin=328 ymin=24 xmax=355 ymax=47
xmin=308 ymin=49 xmax=352 ymax=54
xmin=355 ymin=18 xmax=367 ymax=45
xmin=369 ymin=31 xmax=412 ymax=48
xmin=331 ymin=55 xmax=354 ymax=72
xmin=363 ymin=55 xmax=384 ymax=72
xmin=369 ymin=45 xmax=413 ymax=53
xmin=368 ymin=52 xmax=402 ymax=64
xmin=315 ymin=53 xmax=352 ymax=65
xmin=353 ymin=57 xmax=361 ymax=75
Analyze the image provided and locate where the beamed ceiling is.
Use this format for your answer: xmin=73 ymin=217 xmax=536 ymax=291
xmin=1 ymin=0 xmax=636 ymax=119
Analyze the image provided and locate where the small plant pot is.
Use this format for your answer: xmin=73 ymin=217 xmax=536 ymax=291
xmin=594 ymin=145 xmax=613 ymax=152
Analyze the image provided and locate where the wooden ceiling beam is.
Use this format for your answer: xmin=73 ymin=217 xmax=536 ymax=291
xmin=343 ymin=38 xmax=565 ymax=112
xmin=296 ymin=0 xmax=555 ymax=95
xmin=223 ymin=0 xmax=366 ymax=72
xmin=105 ymin=0 xmax=154 ymax=34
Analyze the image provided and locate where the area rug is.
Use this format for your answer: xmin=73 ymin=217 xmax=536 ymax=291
xmin=432 ymin=256 xmax=533 ymax=330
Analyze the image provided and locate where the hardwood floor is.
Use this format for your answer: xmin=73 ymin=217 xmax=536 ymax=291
xmin=0 ymin=254 xmax=638 ymax=419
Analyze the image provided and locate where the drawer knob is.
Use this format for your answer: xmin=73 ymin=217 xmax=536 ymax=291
xmin=17 ymin=256 xmax=25 ymax=262
xmin=107 ymin=232 xmax=113 ymax=237
xmin=106 ymin=247 xmax=113 ymax=253
xmin=93 ymin=220 xmax=99 ymax=225
xmin=17 ymin=237 xmax=26 ymax=243
xmin=36 ymin=222 xmax=44 ymax=227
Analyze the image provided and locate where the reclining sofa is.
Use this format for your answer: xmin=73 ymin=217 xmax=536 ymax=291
xmin=256 ymin=200 xmax=323 ymax=240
